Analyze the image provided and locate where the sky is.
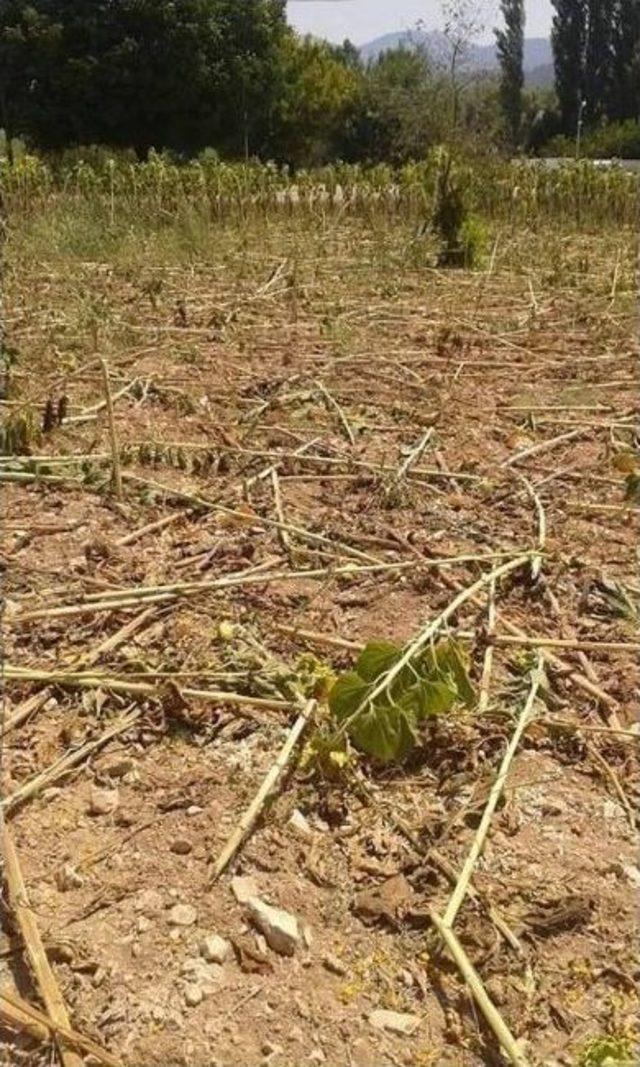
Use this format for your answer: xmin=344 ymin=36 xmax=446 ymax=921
xmin=287 ymin=1 xmax=553 ymax=47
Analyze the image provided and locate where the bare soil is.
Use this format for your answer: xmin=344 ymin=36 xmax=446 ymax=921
xmin=1 ymin=217 xmax=638 ymax=1067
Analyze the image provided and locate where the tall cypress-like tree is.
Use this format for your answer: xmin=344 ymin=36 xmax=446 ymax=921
xmin=583 ymin=0 xmax=615 ymax=125
xmin=495 ymin=0 xmax=525 ymax=149
xmin=551 ymin=0 xmax=587 ymax=135
xmin=609 ymin=0 xmax=640 ymax=121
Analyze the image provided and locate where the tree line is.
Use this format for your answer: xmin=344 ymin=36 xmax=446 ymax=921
xmin=0 ymin=0 xmax=638 ymax=165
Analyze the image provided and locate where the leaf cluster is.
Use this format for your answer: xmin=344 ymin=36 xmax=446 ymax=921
xmin=328 ymin=638 xmax=475 ymax=763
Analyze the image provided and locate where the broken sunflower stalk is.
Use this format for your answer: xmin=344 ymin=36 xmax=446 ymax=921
xmin=325 ymin=554 xmax=533 ymax=763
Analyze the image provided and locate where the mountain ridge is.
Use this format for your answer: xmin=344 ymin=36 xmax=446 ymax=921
xmin=359 ymin=30 xmax=553 ymax=84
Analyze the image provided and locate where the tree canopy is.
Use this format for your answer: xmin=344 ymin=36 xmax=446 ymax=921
xmin=1 ymin=0 xmax=639 ymax=164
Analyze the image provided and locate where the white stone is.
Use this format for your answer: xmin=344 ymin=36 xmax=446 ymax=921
xmin=88 ymin=787 xmax=119 ymax=815
xmin=289 ymin=809 xmax=313 ymax=841
xmin=231 ymin=875 xmax=258 ymax=905
xmin=323 ymin=953 xmax=347 ymax=976
xmin=181 ymin=957 xmax=224 ymax=993
xmin=168 ymin=904 xmax=198 ymax=927
xmin=246 ymin=897 xmax=300 ymax=956
xmin=369 ymin=1010 xmax=420 ymax=1036
xmin=200 ymin=935 xmax=230 ymax=964
xmin=184 ymin=984 xmax=203 ymax=1007
xmin=56 ymin=863 xmax=84 ymax=891
xmin=623 ymin=864 xmax=640 ymax=888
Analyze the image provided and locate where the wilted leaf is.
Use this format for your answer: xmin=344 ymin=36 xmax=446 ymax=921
xmin=355 ymin=641 xmax=402 ymax=682
xmin=329 ymin=671 xmax=370 ymax=721
xmin=425 ymin=639 xmax=476 ymax=708
xmin=348 ymin=697 xmax=417 ymax=763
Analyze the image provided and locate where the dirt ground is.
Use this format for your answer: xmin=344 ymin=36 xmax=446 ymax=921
xmin=1 ymin=214 xmax=638 ymax=1067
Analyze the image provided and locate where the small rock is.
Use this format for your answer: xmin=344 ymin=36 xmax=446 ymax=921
xmin=623 ymin=864 xmax=640 ymax=888
xmin=104 ymin=758 xmax=134 ymax=779
xmin=246 ymin=898 xmax=300 ymax=956
xmin=603 ymin=799 xmax=622 ymax=820
xmin=200 ymin=935 xmax=230 ymax=965
xmin=137 ymin=916 xmax=151 ymax=934
xmin=168 ymin=904 xmax=198 ymax=927
xmin=187 ymin=805 xmax=203 ymax=816
xmin=184 ymin=984 xmax=203 ymax=1007
xmin=369 ymin=1009 xmax=420 ymax=1036
xmin=262 ymin=1041 xmax=284 ymax=1061
xmin=309 ymin=1050 xmax=326 ymax=1064
xmin=289 ymin=809 xmax=313 ymax=841
xmin=323 ymin=953 xmax=347 ymax=977
xmin=151 ymin=1005 xmax=166 ymax=1023
xmin=56 ymin=863 xmax=84 ymax=891
xmin=136 ymin=888 xmax=163 ymax=914
xmin=170 ymin=839 xmax=193 ymax=855
xmin=231 ymin=875 xmax=258 ymax=905
xmin=88 ymin=787 xmax=119 ymax=816
xmin=485 ymin=976 xmax=507 ymax=1006
xmin=92 ymin=967 xmax=107 ymax=989
xmin=181 ymin=958 xmax=225 ymax=993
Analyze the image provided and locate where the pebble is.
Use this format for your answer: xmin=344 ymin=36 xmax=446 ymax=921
xmin=181 ymin=958 xmax=224 ymax=993
xmin=623 ymin=864 xmax=640 ymax=888
xmin=323 ymin=953 xmax=347 ymax=976
xmin=262 ymin=1041 xmax=284 ymax=1061
xmin=168 ymin=904 xmax=198 ymax=927
xmin=184 ymin=984 xmax=203 ymax=1007
xmin=88 ymin=787 xmax=119 ymax=816
xmin=246 ymin=897 xmax=300 ymax=956
xmin=170 ymin=838 xmax=193 ymax=855
xmin=309 ymin=1050 xmax=326 ymax=1064
xmin=56 ymin=863 xmax=84 ymax=891
xmin=200 ymin=935 xmax=230 ymax=965
xmin=369 ymin=1009 xmax=421 ymax=1036
xmin=289 ymin=809 xmax=314 ymax=841
xmin=104 ymin=758 xmax=134 ymax=779
xmin=231 ymin=875 xmax=259 ymax=905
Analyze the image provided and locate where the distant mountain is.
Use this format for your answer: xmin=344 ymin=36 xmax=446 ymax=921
xmin=359 ymin=30 xmax=553 ymax=84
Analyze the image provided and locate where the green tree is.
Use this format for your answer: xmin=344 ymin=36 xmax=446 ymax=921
xmin=0 ymin=0 xmax=288 ymax=156
xmin=350 ymin=48 xmax=448 ymax=163
xmin=608 ymin=0 xmax=640 ymax=122
xmin=495 ymin=0 xmax=525 ymax=149
xmin=273 ymin=34 xmax=360 ymax=165
xmin=551 ymin=0 xmax=587 ymax=135
xmin=583 ymin=0 xmax=615 ymax=125
xmin=0 ymin=1 xmax=60 ymax=155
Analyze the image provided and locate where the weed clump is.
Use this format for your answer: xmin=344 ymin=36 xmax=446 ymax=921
xmin=431 ymin=148 xmax=487 ymax=268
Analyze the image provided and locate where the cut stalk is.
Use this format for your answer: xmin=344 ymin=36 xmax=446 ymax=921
xmin=0 ymin=990 xmax=124 ymax=1067
xmin=1 ymin=821 xmax=84 ymax=1067
xmin=211 ymin=699 xmax=316 ymax=880
xmin=430 ymin=913 xmax=531 ymax=1067
xmin=442 ymin=657 xmax=544 ymax=928
xmin=4 ymin=666 xmax=288 ymax=713
xmin=100 ymin=358 xmax=123 ymax=499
